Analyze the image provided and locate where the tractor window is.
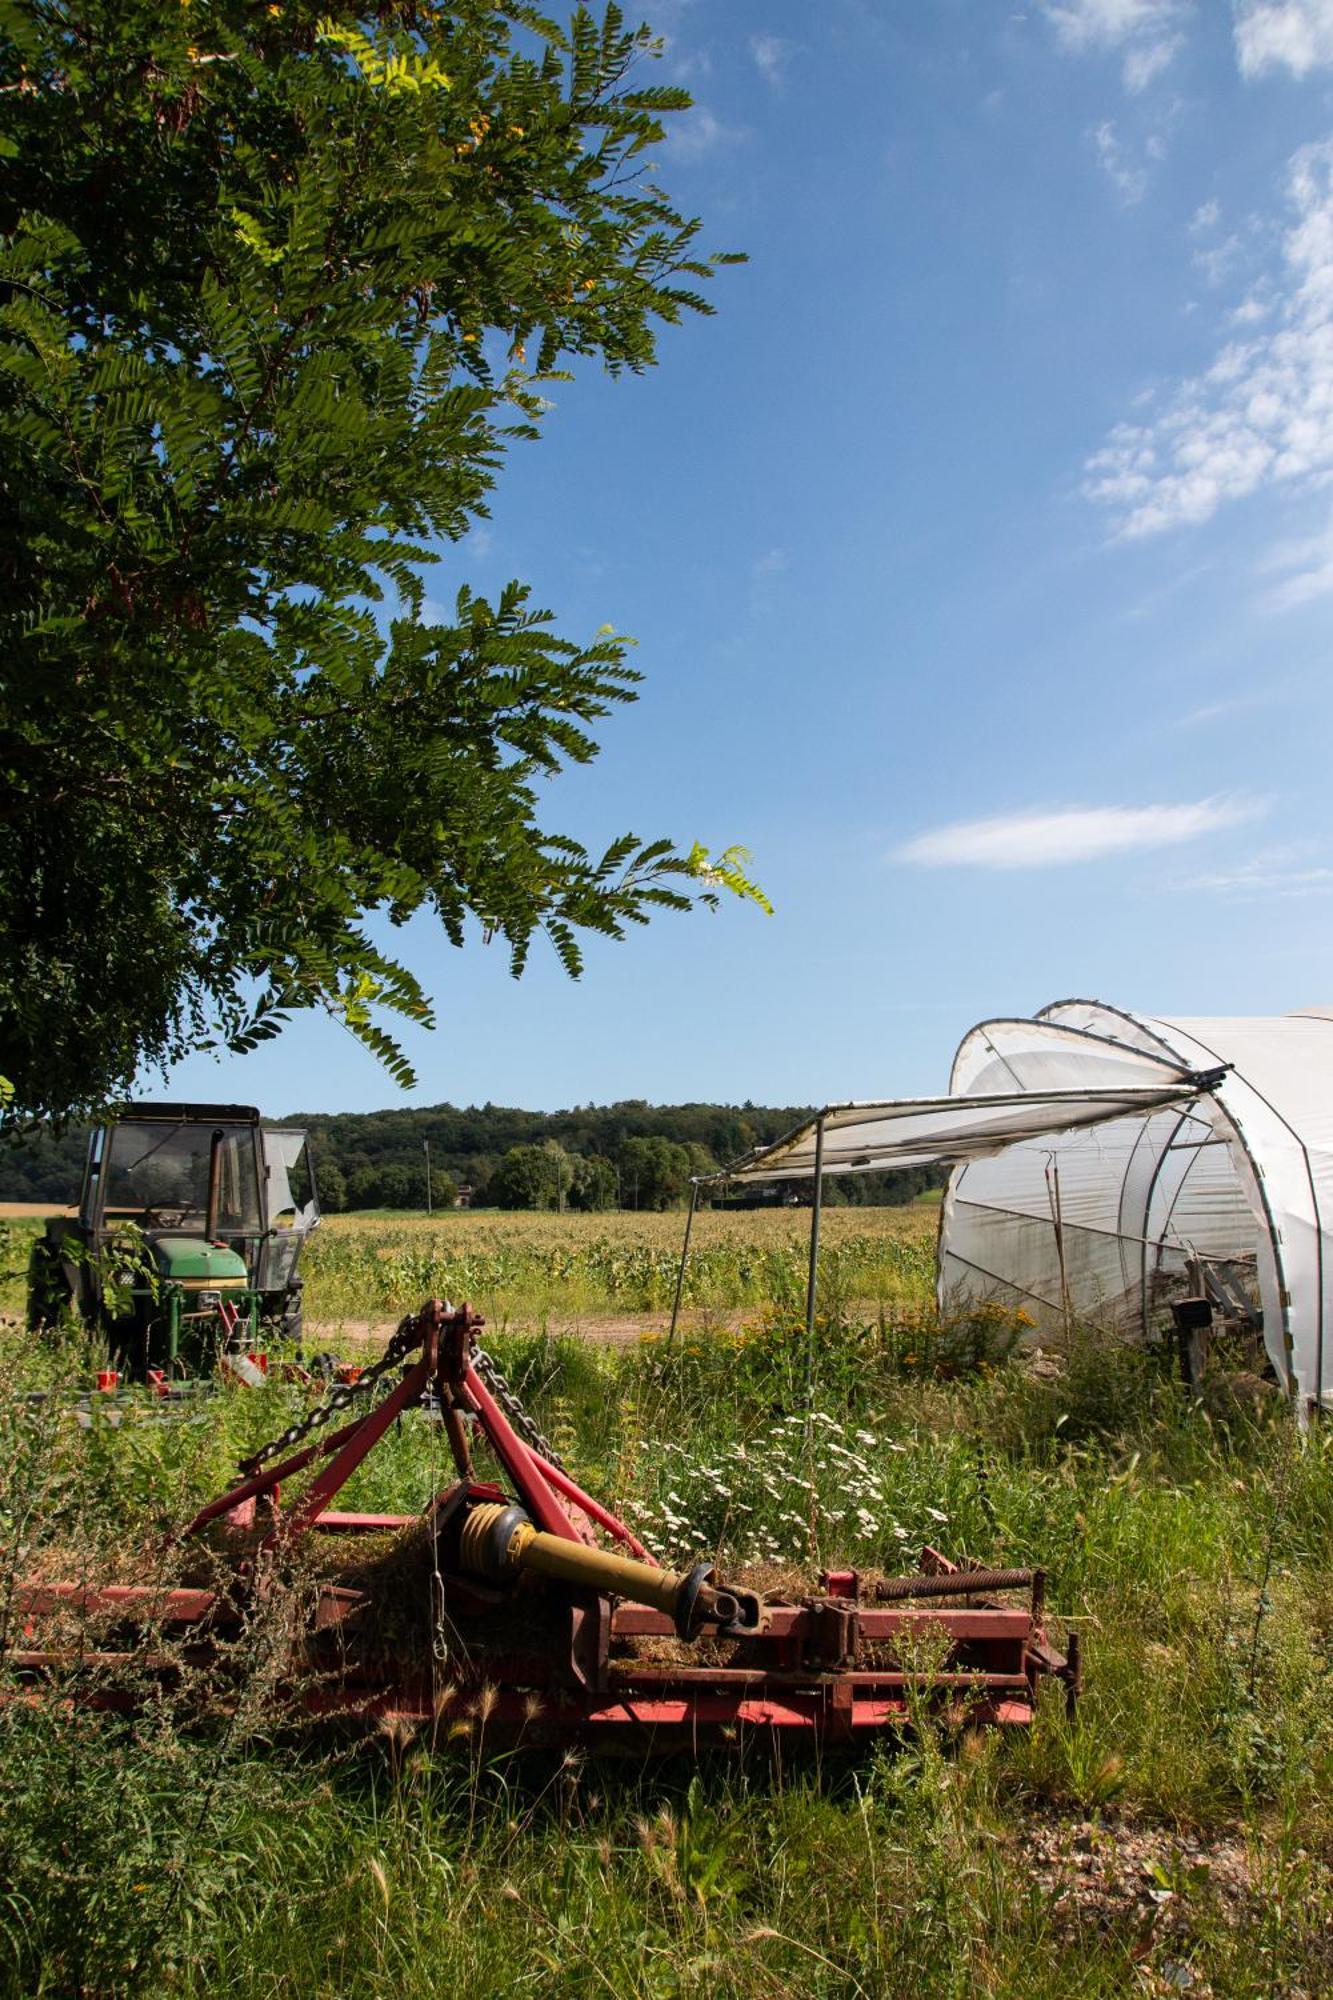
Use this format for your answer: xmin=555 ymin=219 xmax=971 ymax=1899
xmin=102 ymin=1124 xmax=261 ymax=1232
xmin=264 ymin=1130 xmax=318 ymax=1233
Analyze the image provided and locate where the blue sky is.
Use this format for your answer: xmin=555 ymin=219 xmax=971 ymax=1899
xmin=165 ymin=0 xmax=1333 ymax=1118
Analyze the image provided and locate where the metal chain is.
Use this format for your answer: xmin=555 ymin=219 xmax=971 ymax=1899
xmin=239 ymin=1308 xmax=568 ymax=1480
xmin=241 ymin=1313 xmax=425 ymax=1473
xmin=472 ymin=1345 xmax=567 ymax=1473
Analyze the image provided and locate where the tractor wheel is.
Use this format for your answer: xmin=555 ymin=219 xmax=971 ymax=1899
xmin=27 ymin=1239 xmax=72 ymax=1333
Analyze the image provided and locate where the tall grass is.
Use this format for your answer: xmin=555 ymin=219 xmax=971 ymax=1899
xmin=3 ymin=1213 xmax=1333 ymax=1996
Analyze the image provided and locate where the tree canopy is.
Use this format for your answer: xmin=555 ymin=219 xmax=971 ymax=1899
xmin=0 ymin=0 xmax=763 ymax=1123
xmin=0 ymin=1097 xmax=942 ymax=1211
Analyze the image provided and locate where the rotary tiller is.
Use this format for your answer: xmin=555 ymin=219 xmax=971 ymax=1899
xmin=10 ymin=1300 xmax=1078 ymax=1745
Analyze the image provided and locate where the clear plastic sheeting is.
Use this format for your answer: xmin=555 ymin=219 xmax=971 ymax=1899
xmin=720 ymin=1075 xmax=1209 ymax=1182
xmin=941 ymin=1002 xmax=1333 ymax=1413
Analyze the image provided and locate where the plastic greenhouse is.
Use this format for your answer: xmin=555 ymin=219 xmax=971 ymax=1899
xmin=702 ymin=1000 xmax=1333 ymax=1415
xmin=940 ymin=1001 xmax=1333 ymax=1411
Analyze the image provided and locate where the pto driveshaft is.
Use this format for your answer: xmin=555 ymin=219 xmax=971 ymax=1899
xmin=459 ymin=1501 xmax=761 ymax=1639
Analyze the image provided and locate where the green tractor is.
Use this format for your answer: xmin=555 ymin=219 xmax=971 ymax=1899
xmin=27 ymin=1103 xmax=321 ymax=1379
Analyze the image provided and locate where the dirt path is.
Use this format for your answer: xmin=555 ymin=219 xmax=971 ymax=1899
xmin=305 ymin=1307 xmax=734 ymax=1351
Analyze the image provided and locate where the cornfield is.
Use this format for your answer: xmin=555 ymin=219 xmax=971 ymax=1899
xmin=301 ymin=1205 xmax=939 ymax=1323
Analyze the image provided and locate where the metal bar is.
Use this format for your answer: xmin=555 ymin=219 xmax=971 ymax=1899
xmin=441 ymin=1401 xmax=473 ymax=1480
xmin=610 ymin=1602 xmax=1035 ymax=1640
xmin=1045 ymin=1157 xmax=1072 ymax=1337
xmin=530 ymin=1454 xmax=658 ymax=1563
xmin=805 ymin=1113 xmax=826 ymax=1408
xmin=295 ymin=1684 xmax=1037 ymax=1732
xmin=13 ymin=1583 xmax=218 ymax=1624
xmin=872 ymin=1566 xmax=1036 ymax=1602
xmin=273 ymin=1354 xmax=435 ymax=1543
xmin=309 ymin=1511 xmax=416 ymax=1534
xmin=206 ymin=1127 xmax=223 ymax=1244
xmin=183 ymin=1412 xmax=370 ymax=1536
xmin=666 ymin=1180 xmax=699 ymax=1350
xmin=610 ymin=1666 xmax=1035 ymax=1691
xmin=462 ymin=1361 xmax=584 ymax=1541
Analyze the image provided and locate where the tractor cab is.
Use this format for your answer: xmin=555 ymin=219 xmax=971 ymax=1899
xmin=29 ymin=1103 xmax=320 ymax=1377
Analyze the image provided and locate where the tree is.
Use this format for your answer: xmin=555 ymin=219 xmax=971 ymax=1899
xmin=488 ymin=1143 xmax=547 ymax=1209
xmin=488 ymin=1139 xmax=570 ymax=1209
xmin=569 ymin=1151 xmax=616 ymax=1211
xmin=311 ymin=1151 xmax=348 ymax=1214
xmin=617 ymin=1133 xmax=690 ymax=1209
xmin=375 ymin=1163 xmax=415 ymax=1208
xmin=428 ymin=1167 xmax=458 ymax=1210
xmin=0 ymin=0 xmax=765 ymax=1123
xmin=345 ymin=1166 xmax=383 ymax=1211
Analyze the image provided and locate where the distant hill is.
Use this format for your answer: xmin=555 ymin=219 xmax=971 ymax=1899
xmin=0 ymin=1099 xmax=935 ymax=1212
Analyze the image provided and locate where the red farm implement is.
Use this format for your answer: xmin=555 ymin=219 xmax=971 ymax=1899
xmin=10 ymin=1300 xmax=1078 ymax=1746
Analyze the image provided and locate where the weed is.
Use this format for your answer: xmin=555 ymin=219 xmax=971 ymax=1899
xmin=2 ymin=1210 xmax=1333 ymax=1996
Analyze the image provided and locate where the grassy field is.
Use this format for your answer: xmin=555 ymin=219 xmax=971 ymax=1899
xmin=3 ymin=1209 xmax=1333 ymax=1996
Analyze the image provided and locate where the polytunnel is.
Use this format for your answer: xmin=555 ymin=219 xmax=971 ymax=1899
xmin=939 ymin=1001 xmax=1333 ymax=1413
xmin=704 ymin=999 xmax=1333 ymax=1415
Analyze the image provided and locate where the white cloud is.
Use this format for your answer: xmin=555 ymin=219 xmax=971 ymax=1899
xmin=749 ymin=34 xmax=790 ymax=88
xmin=1043 ymin=0 xmax=1189 ymax=86
xmin=1175 ymin=690 xmax=1273 ymax=724
xmin=895 ymin=798 xmax=1263 ymax=869
xmin=1190 ymin=197 xmax=1222 ymax=233
xmin=663 ymin=105 xmax=746 ymax=163
xmin=1091 ymin=119 xmax=1150 ymax=201
xmin=1044 ymin=0 xmax=1185 ymax=49
xmin=751 ymin=546 xmax=790 ymax=577
xmin=1125 ymin=32 xmax=1184 ymax=85
xmin=1235 ymin=0 xmax=1333 ymax=78
xmin=1257 ymin=508 xmax=1333 ymax=604
xmin=1193 ymin=232 xmax=1245 ymax=285
xmin=1182 ymin=851 xmax=1333 ymax=894
xmin=1085 ymin=139 xmax=1333 ymax=537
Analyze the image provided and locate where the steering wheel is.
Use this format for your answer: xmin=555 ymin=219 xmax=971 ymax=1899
xmin=143 ymin=1204 xmax=191 ymax=1228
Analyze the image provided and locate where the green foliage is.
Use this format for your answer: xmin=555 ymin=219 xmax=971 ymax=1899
xmin=568 ymin=1149 xmax=616 ymax=1210
xmin=616 ymin=1133 xmax=693 ymax=1208
xmin=0 ymin=1097 xmax=851 ymax=1206
xmin=0 ymin=0 xmax=759 ymax=1122
xmin=6 ymin=1294 xmax=1333 ymax=1995
xmin=486 ymin=1138 xmax=575 ymax=1209
xmin=5 ymin=1205 xmax=1331 ymax=1999
xmin=294 ymin=1217 xmax=935 ymax=1320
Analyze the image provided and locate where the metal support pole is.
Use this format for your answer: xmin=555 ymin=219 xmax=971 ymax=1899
xmin=666 ymin=1179 xmax=700 ymax=1350
xmin=805 ymin=1116 xmax=826 ymax=1410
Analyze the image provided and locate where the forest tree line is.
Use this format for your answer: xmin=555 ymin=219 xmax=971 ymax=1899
xmin=0 ymin=1100 xmax=935 ymax=1212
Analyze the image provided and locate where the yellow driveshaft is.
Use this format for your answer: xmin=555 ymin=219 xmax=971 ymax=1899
xmin=458 ymin=1501 xmax=759 ymax=1640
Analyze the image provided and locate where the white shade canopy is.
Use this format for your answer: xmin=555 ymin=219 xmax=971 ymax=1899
xmin=716 ymin=1076 xmax=1217 ymax=1182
